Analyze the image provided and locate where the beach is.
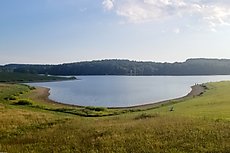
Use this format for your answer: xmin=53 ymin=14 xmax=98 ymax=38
xmin=29 ymin=84 xmax=205 ymax=110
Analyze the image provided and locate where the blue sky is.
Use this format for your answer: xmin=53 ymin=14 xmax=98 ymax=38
xmin=1 ymin=0 xmax=230 ymax=64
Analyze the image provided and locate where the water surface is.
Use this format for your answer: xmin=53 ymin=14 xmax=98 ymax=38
xmin=28 ymin=75 xmax=230 ymax=107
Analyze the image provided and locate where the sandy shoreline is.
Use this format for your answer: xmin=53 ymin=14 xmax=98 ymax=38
xmin=118 ymin=84 xmax=205 ymax=110
xmin=32 ymin=87 xmax=84 ymax=108
xmin=33 ymin=84 xmax=205 ymax=109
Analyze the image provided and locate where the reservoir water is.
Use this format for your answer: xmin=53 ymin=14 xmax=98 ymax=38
xmin=28 ymin=75 xmax=230 ymax=107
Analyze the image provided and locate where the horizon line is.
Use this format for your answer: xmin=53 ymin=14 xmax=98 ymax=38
xmin=1 ymin=57 xmax=230 ymax=66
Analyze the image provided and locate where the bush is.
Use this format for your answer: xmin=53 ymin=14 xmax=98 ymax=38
xmin=9 ymin=95 xmax=17 ymax=100
xmin=29 ymin=86 xmax=36 ymax=90
xmin=85 ymin=106 xmax=107 ymax=111
xmin=13 ymin=93 xmax=20 ymax=96
xmin=4 ymin=95 xmax=17 ymax=100
xmin=14 ymin=99 xmax=33 ymax=105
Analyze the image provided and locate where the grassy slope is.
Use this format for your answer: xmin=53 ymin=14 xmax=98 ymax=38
xmin=146 ymin=81 xmax=230 ymax=120
xmin=0 ymin=82 xmax=230 ymax=153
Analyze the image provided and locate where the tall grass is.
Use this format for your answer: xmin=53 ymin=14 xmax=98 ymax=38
xmin=1 ymin=115 xmax=229 ymax=153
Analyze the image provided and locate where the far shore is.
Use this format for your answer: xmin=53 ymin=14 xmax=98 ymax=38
xmin=33 ymin=84 xmax=205 ymax=110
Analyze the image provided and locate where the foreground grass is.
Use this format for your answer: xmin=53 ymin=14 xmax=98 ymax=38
xmin=1 ymin=115 xmax=229 ymax=153
xmin=0 ymin=82 xmax=230 ymax=153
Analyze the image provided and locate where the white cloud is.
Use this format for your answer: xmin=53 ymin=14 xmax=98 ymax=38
xmin=173 ymin=28 xmax=180 ymax=34
xmin=102 ymin=0 xmax=115 ymax=10
xmin=102 ymin=0 xmax=230 ymax=30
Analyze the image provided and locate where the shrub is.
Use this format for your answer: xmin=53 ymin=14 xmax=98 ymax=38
xmin=13 ymin=93 xmax=20 ymax=96
xmin=9 ymin=95 xmax=17 ymax=100
xmin=19 ymin=91 xmax=24 ymax=94
xmin=14 ymin=99 xmax=33 ymax=105
xmin=85 ymin=106 xmax=107 ymax=111
xmin=4 ymin=95 xmax=17 ymax=100
xmin=29 ymin=86 xmax=36 ymax=90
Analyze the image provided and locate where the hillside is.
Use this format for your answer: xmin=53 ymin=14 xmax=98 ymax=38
xmin=0 ymin=82 xmax=229 ymax=152
xmin=2 ymin=58 xmax=230 ymax=75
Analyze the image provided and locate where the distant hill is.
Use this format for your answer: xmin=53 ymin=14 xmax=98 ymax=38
xmin=2 ymin=58 xmax=230 ymax=76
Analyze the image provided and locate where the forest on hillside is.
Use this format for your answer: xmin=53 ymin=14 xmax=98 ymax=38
xmin=2 ymin=58 xmax=230 ymax=76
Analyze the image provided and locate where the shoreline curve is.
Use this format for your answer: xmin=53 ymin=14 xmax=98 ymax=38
xmin=34 ymin=84 xmax=205 ymax=109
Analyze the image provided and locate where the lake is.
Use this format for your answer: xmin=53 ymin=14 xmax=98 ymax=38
xmin=28 ymin=75 xmax=230 ymax=107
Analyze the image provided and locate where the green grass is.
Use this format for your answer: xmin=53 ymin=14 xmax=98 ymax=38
xmin=0 ymin=82 xmax=230 ymax=153
xmin=146 ymin=81 xmax=230 ymax=120
xmin=0 ymin=84 xmax=30 ymax=104
xmin=14 ymin=99 xmax=34 ymax=105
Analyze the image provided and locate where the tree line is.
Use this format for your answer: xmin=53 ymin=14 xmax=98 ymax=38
xmin=2 ymin=58 xmax=230 ymax=75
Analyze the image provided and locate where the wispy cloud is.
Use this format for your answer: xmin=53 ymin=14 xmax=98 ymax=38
xmin=102 ymin=0 xmax=115 ymax=10
xmin=102 ymin=0 xmax=230 ymax=31
xmin=173 ymin=28 xmax=180 ymax=34
xmin=79 ymin=8 xmax=87 ymax=12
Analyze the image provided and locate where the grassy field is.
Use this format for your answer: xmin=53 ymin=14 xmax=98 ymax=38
xmin=0 ymin=82 xmax=229 ymax=153
xmin=0 ymin=72 xmax=76 ymax=83
xmin=146 ymin=81 xmax=230 ymax=120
